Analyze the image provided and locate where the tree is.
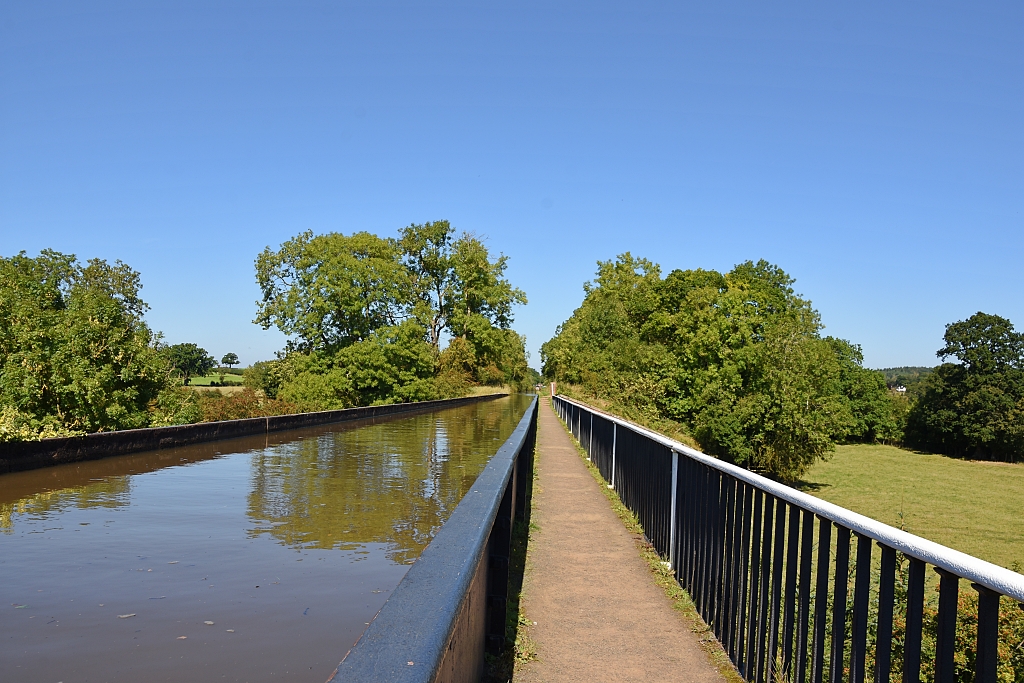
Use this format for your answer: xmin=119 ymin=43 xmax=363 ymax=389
xmin=275 ymin=321 xmax=439 ymax=410
xmin=253 ymin=222 xmax=529 ymax=408
xmin=542 ymin=255 xmax=861 ymax=480
xmin=221 ymin=352 xmax=239 ymax=369
xmin=827 ymin=337 xmax=905 ymax=443
xmin=164 ymin=343 xmax=215 ymax=385
xmin=399 ymin=220 xmax=526 ymax=352
xmin=255 ymin=231 xmax=408 ymax=352
xmin=906 ymin=312 xmax=1024 ymax=461
xmin=0 ymin=250 xmax=168 ymax=437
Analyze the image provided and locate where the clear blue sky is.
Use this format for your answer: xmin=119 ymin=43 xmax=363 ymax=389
xmin=2 ymin=2 xmax=1021 ymax=369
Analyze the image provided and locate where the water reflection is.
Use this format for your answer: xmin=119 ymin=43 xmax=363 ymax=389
xmin=0 ymin=395 xmax=531 ymax=683
xmin=0 ymin=478 xmax=130 ymax=530
xmin=1 ymin=395 xmax=531 ymax=560
xmin=246 ymin=395 xmax=532 ymax=563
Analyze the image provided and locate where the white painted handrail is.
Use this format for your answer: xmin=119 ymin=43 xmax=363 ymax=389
xmin=554 ymin=395 xmax=1024 ymax=603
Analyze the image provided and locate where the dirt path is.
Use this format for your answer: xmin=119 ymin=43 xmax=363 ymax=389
xmin=515 ymin=397 xmax=726 ymax=683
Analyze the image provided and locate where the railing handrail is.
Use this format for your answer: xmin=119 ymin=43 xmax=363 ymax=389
xmin=554 ymin=394 xmax=1024 ymax=602
xmin=329 ymin=395 xmax=538 ymax=682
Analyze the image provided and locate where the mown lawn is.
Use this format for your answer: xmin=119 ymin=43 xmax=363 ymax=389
xmin=799 ymin=444 xmax=1024 ymax=572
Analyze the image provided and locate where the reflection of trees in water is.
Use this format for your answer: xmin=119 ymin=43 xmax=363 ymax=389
xmin=0 ymin=478 xmax=131 ymax=532
xmin=246 ymin=397 xmax=530 ymax=564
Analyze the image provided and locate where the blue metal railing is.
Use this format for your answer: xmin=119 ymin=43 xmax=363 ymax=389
xmin=329 ymin=395 xmax=537 ymax=683
xmin=553 ymin=394 xmax=1024 ymax=683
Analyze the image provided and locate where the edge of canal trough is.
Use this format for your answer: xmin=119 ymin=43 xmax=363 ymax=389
xmin=0 ymin=393 xmax=508 ymax=474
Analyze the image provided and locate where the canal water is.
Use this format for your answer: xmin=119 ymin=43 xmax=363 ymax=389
xmin=0 ymin=395 xmax=532 ymax=682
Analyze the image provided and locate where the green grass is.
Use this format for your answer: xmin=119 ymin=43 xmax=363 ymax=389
xmin=799 ymin=444 xmax=1024 ymax=571
xmin=188 ymin=372 xmax=244 ymax=386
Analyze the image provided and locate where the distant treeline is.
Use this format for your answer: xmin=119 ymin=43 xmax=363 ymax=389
xmin=878 ymin=366 xmax=934 ymax=392
xmin=543 ymin=254 xmax=1024 ymax=478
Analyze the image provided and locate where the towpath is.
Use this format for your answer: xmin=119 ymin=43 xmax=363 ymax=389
xmin=514 ymin=396 xmax=726 ymax=683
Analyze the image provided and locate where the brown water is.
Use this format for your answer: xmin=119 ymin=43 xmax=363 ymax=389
xmin=0 ymin=395 xmax=531 ymax=683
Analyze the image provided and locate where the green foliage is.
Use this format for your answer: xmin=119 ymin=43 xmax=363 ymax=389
xmin=163 ymin=343 xmax=216 ymax=385
xmin=398 ymin=221 xmax=526 ymax=352
xmin=0 ymin=405 xmax=84 ymax=441
xmin=829 ymin=338 xmax=907 ymax=443
xmin=0 ymin=250 xmax=169 ymax=437
xmin=195 ymin=388 xmax=298 ymax=422
xmin=276 ymin=321 xmax=440 ymax=410
xmin=254 ymin=222 xmax=529 ymax=409
xmin=879 ymin=366 xmax=934 ymax=396
xmin=885 ymin=554 xmax=1024 ymax=683
xmin=149 ymin=386 xmax=203 ymax=427
xmin=906 ymin=312 xmax=1024 ymax=461
xmin=917 ymin=589 xmax=1024 ymax=683
xmin=221 ymin=352 xmax=239 ymax=368
xmin=543 ymin=254 xmax=894 ymax=479
xmin=255 ymin=230 xmax=408 ymax=352
xmin=243 ymin=360 xmax=284 ymax=399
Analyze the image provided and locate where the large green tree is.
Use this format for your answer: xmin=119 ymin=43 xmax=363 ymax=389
xmin=252 ymin=222 xmax=529 ymax=409
xmin=542 ymin=254 xmax=890 ymax=480
xmin=0 ymin=250 xmax=168 ymax=438
xmin=255 ymin=231 xmax=409 ymax=352
xmin=906 ymin=312 xmax=1024 ymax=460
xmin=827 ymin=337 xmax=905 ymax=443
xmin=399 ymin=220 xmax=526 ymax=352
xmin=164 ymin=343 xmax=215 ymax=385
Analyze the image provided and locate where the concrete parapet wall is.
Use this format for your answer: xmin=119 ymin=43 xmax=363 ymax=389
xmin=0 ymin=394 xmax=506 ymax=474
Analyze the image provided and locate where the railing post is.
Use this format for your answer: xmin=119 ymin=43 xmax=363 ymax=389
xmin=830 ymin=526 xmax=851 ymax=683
xmin=589 ymin=412 xmax=593 ymax=459
xmin=811 ymin=517 xmax=831 ymax=683
xmin=902 ymin=558 xmax=926 ymax=683
xmin=934 ymin=568 xmax=959 ymax=683
xmin=611 ymin=423 xmax=617 ymax=489
xmin=973 ymin=584 xmax=999 ymax=683
xmin=851 ymin=534 xmax=873 ymax=683
xmin=875 ymin=545 xmax=896 ymax=683
xmin=669 ymin=450 xmax=679 ymax=569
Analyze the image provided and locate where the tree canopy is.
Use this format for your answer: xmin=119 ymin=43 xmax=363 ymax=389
xmin=164 ymin=343 xmax=215 ymax=385
xmin=0 ymin=250 xmax=169 ymax=438
xmin=542 ymin=254 xmax=900 ymax=480
xmin=906 ymin=312 xmax=1024 ymax=461
xmin=251 ymin=221 xmax=529 ymax=408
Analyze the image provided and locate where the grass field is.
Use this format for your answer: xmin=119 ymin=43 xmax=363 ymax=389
xmin=188 ymin=371 xmax=244 ymax=387
xmin=799 ymin=444 xmax=1024 ymax=571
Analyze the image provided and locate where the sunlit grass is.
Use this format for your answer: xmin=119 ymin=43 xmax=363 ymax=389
xmin=799 ymin=444 xmax=1024 ymax=571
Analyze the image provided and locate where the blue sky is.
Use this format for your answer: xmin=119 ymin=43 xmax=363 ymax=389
xmin=2 ymin=2 xmax=1021 ymax=369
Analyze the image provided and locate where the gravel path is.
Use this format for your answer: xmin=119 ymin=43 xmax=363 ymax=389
xmin=514 ymin=396 xmax=726 ymax=683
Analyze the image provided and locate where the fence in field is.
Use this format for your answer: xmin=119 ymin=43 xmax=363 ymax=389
xmin=553 ymin=394 xmax=1024 ymax=683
